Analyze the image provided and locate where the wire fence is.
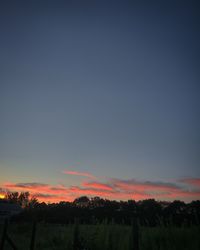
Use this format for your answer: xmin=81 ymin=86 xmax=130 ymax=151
xmin=0 ymin=219 xmax=140 ymax=250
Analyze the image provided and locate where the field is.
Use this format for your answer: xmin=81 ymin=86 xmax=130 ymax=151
xmin=0 ymin=223 xmax=200 ymax=250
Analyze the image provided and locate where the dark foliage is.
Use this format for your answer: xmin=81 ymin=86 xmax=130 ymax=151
xmin=5 ymin=194 xmax=200 ymax=227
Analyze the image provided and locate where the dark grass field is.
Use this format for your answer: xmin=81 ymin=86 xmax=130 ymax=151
xmin=0 ymin=223 xmax=200 ymax=250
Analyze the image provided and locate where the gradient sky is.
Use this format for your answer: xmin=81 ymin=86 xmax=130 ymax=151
xmin=0 ymin=0 xmax=200 ymax=202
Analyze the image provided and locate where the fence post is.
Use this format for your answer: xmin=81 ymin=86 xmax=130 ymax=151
xmin=30 ymin=221 xmax=37 ymax=250
xmin=5 ymin=234 xmax=18 ymax=250
xmin=0 ymin=219 xmax=8 ymax=250
xmin=132 ymin=217 xmax=139 ymax=250
xmin=73 ymin=218 xmax=84 ymax=250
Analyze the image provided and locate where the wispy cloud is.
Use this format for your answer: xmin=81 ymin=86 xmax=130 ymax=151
xmin=110 ymin=178 xmax=200 ymax=200
xmin=5 ymin=182 xmax=49 ymax=189
xmin=82 ymin=182 xmax=113 ymax=191
xmin=62 ymin=170 xmax=96 ymax=179
xmin=180 ymin=178 xmax=200 ymax=188
xmin=111 ymin=179 xmax=180 ymax=193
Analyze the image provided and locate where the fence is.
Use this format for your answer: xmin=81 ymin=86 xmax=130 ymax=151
xmin=0 ymin=220 xmax=37 ymax=250
xmin=0 ymin=219 xmax=140 ymax=250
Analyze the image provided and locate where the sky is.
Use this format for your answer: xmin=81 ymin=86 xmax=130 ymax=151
xmin=0 ymin=0 xmax=200 ymax=203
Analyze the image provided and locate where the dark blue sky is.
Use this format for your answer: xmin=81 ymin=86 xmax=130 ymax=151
xmin=0 ymin=1 xmax=199 ymax=201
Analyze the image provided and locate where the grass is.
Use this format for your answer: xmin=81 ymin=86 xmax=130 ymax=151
xmin=0 ymin=223 xmax=199 ymax=250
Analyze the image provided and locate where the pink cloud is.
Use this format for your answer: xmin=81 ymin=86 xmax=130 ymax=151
xmin=111 ymin=179 xmax=181 ymax=193
xmin=62 ymin=170 xmax=96 ymax=179
xmin=82 ymin=182 xmax=113 ymax=191
xmin=180 ymin=178 xmax=200 ymax=188
xmin=68 ymin=185 xmax=153 ymax=201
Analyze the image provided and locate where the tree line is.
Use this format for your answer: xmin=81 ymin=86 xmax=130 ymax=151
xmin=1 ymin=192 xmax=200 ymax=227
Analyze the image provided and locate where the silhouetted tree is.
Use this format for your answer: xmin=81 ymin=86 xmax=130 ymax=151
xmin=6 ymin=192 xmax=199 ymax=226
xmin=73 ymin=196 xmax=90 ymax=207
xmin=139 ymin=199 xmax=162 ymax=226
xmin=5 ymin=192 xmax=19 ymax=203
xmin=5 ymin=191 xmax=38 ymax=208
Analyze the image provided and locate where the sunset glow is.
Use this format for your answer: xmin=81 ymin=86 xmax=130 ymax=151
xmin=0 ymin=193 xmax=5 ymax=199
xmin=1 ymin=176 xmax=200 ymax=203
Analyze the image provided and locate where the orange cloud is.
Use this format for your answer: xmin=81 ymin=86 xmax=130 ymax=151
xmin=62 ymin=170 xmax=96 ymax=179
